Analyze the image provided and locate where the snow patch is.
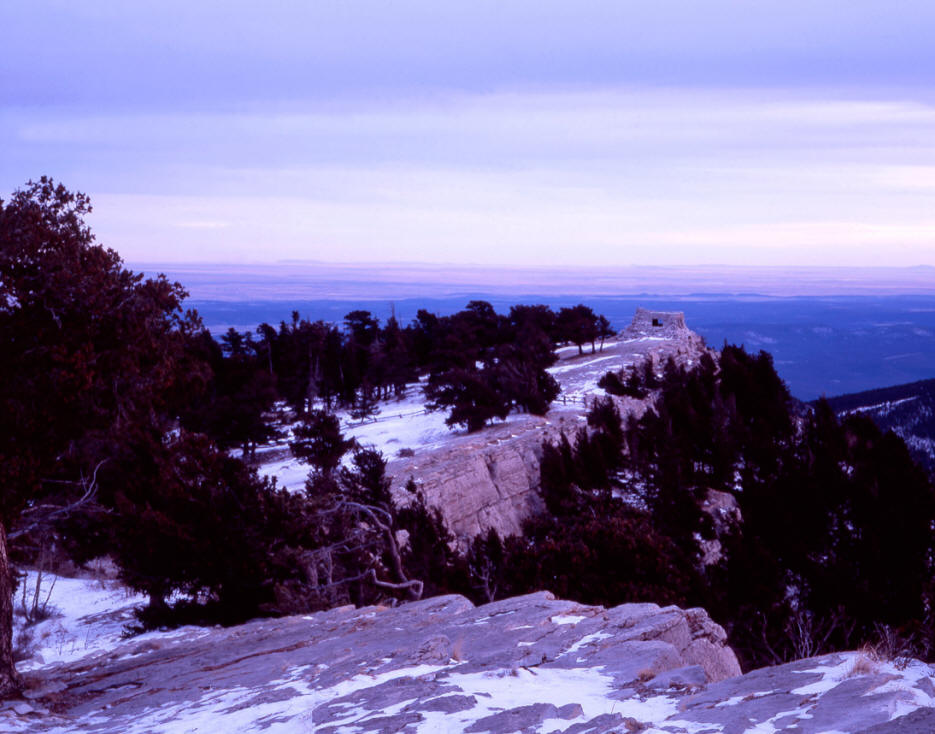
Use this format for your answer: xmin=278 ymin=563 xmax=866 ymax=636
xmin=551 ymin=614 xmax=588 ymax=626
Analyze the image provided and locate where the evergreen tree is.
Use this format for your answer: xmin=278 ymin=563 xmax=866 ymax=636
xmin=291 ymin=410 xmax=357 ymax=486
xmin=107 ymin=432 xmax=289 ymax=624
xmin=180 ymin=327 xmax=278 ymax=457
xmin=303 ymin=446 xmax=428 ymax=606
xmin=425 ymin=367 xmax=511 ymax=432
xmin=396 ymin=481 xmax=471 ymax=599
xmin=467 ymin=528 xmax=506 ymax=602
xmin=557 ymin=304 xmax=599 ymax=355
xmin=0 ymin=179 xmax=202 ymax=694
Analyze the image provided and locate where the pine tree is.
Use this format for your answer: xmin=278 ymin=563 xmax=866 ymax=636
xmin=291 ymin=410 xmax=357 ymax=483
xmin=0 ymin=179 xmax=201 ymax=695
xmin=557 ymin=304 xmax=599 ymax=355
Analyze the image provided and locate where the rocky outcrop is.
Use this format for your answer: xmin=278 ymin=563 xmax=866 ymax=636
xmin=388 ymin=415 xmax=570 ymax=539
xmin=385 ymin=394 xmax=591 ymax=542
xmin=6 ymin=591 xmax=739 ymax=733
xmin=699 ymin=489 xmax=743 ymax=565
xmin=621 ymin=307 xmax=710 ymax=371
xmin=675 ymin=653 xmax=935 ymax=734
xmin=622 ymin=306 xmax=689 ymax=338
xmin=388 ymin=308 xmax=713 ymax=541
xmin=7 ymin=589 xmax=934 ymax=734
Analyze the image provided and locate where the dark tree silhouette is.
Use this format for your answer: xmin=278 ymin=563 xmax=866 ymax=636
xmin=108 ymin=432 xmax=288 ymax=623
xmin=0 ymin=178 xmax=201 ymax=695
xmin=425 ymin=367 xmax=512 ymax=432
xmin=291 ymin=410 xmax=357 ymax=486
xmin=180 ymin=328 xmax=278 ymax=458
xmin=557 ymin=304 xmax=599 ymax=355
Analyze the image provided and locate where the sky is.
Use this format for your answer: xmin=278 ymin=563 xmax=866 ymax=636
xmin=3 ymin=1 xmax=935 ymax=268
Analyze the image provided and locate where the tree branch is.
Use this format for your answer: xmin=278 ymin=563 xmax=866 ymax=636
xmin=9 ymin=459 xmax=107 ymax=541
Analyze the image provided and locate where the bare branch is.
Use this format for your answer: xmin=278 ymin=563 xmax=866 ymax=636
xmin=9 ymin=460 xmax=107 ymax=541
xmin=309 ymin=500 xmax=423 ymax=601
xmin=367 ymin=569 xmax=423 ymax=600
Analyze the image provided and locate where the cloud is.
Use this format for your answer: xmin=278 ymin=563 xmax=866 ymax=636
xmin=5 ymin=87 xmax=935 ymax=267
xmin=876 ymin=166 xmax=935 ymax=191
xmin=5 ymin=1 xmax=935 ymax=109
xmin=11 ymin=89 xmax=935 ymax=161
xmin=173 ymin=220 xmax=232 ymax=230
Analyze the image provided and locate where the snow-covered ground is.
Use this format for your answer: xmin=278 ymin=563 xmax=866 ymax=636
xmin=257 ymin=382 xmax=451 ymax=492
xmin=13 ymin=570 xmax=143 ymax=671
xmin=842 ymin=395 xmax=919 ymax=417
xmin=258 ymin=387 xmax=536 ymax=493
xmin=11 ymin=571 xmax=210 ymax=674
xmin=258 ymin=339 xmax=640 ymax=492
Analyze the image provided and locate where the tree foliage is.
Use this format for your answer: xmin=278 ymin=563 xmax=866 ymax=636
xmin=0 ymin=178 xmax=201 ymax=694
xmin=467 ymin=345 xmax=935 ymax=669
xmin=16 ymin=176 xmax=930 ymax=681
xmin=220 ymin=300 xmax=604 ymax=433
xmin=557 ymin=304 xmax=599 ymax=355
xmin=422 ymin=301 xmax=562 ymax=431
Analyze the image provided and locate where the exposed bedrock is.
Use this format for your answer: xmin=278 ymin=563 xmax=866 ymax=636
xmin=11 ymin=591 xmax=935 ymax=733
xmin=12 ymin=592 xmax=740 ymax=733
xmin=389 ymin=308 xmax=713 ymax=541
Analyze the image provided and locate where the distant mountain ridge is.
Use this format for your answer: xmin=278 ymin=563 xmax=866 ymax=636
xmin=821 ymin=378 xmax=935 ymax=474
xmin=135 ymin=262 xmax=935 ymax=302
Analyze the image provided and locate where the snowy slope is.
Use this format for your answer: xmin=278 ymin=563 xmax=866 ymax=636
xmin=12 ymin=571 xmax=208 ymax=674
xmin=256 ymin=336 xmax=670 ymax=492
xmin=823 ymin=377 xmax=935 ymax=474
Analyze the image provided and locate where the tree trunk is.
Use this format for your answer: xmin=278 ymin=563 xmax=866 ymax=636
xmin=148 ymin=591 xmax=169 ymax=616
xmin=0 ymin=522 xmax=22 ymax=697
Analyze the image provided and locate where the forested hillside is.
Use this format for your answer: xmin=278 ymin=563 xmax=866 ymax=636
xmin=0 ymin=179 xmax=612 ymax=694
xmin=822 ymin=379 xmax=935 ymax=475
xmin=3 ymin=180 xmax=934 ymax=700
xmin=488 ymin=350 xmax=935 ymax=669
xmin=180 ymin=300 xmax=614 ymax=449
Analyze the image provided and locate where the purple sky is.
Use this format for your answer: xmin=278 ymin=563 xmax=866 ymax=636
xmin=3 ymin=1 xmax=935 ymax=267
